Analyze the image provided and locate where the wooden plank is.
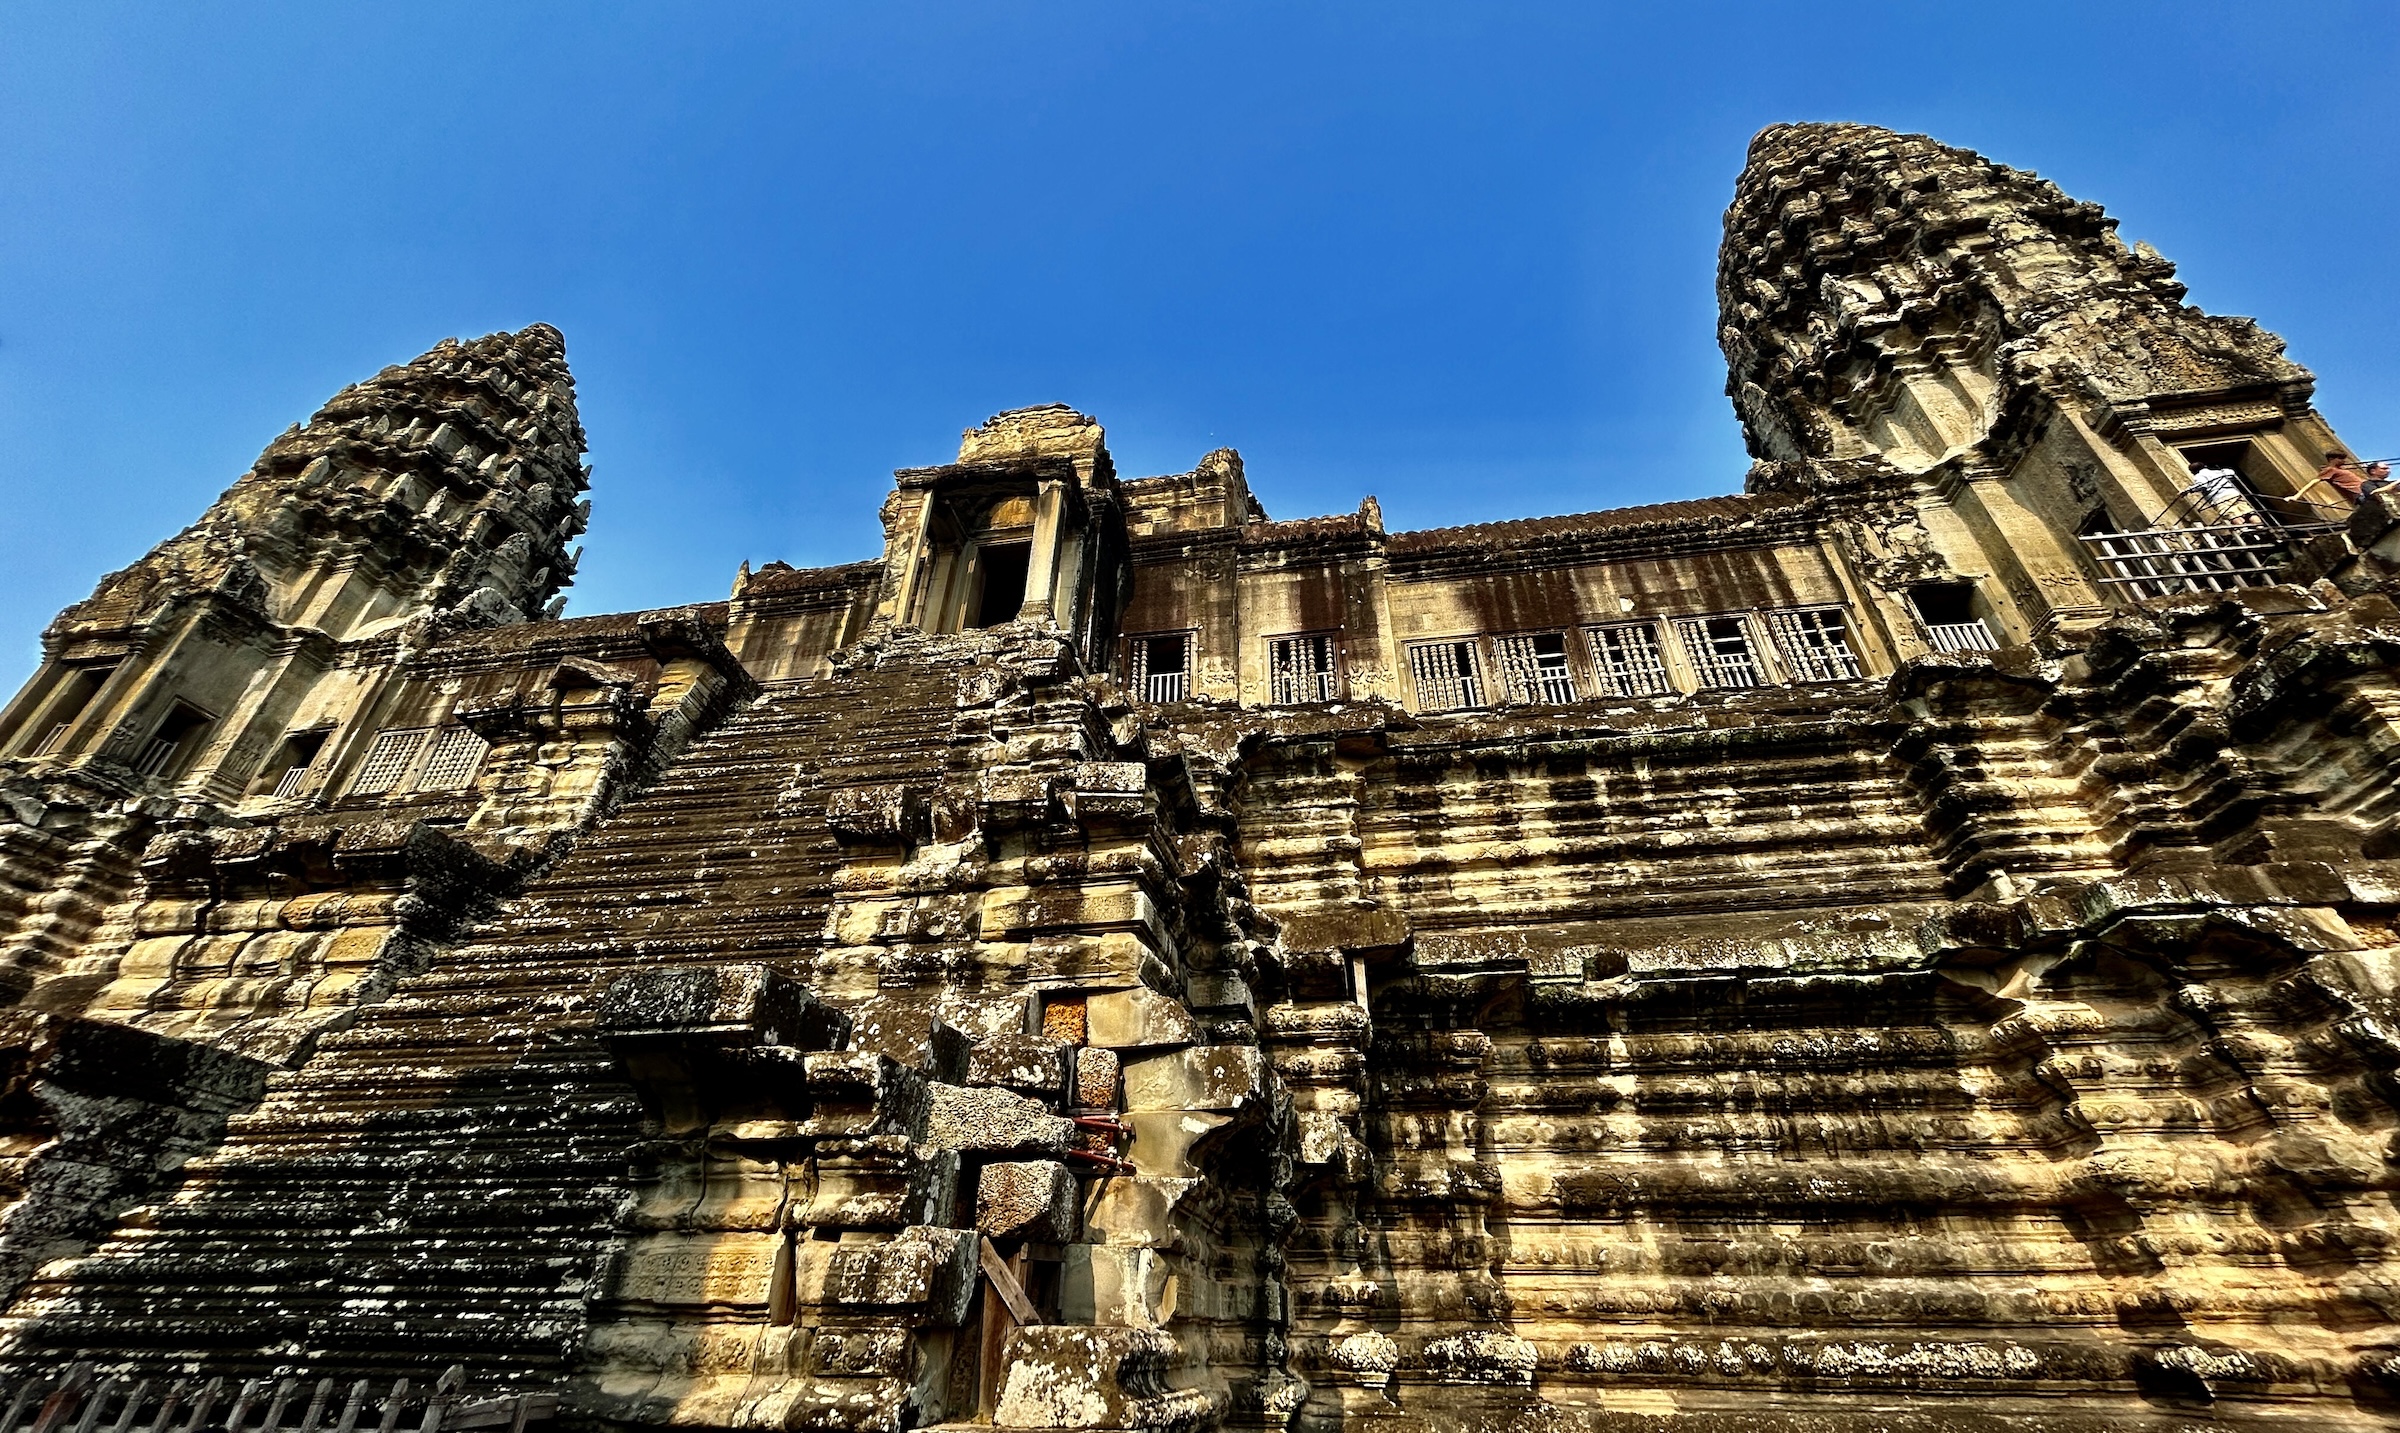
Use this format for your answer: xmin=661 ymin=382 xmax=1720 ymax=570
xmin=72 ymin=1378 xmax=119 ymax=1433
xmin=32 ymin=1366 xmax=92 ymax=1433
xmin=143 ymin=1380 xmax=187 ymax=1433
xmin=294 ymin=1382 xmax=334 ymax=1433
xmin=3 ymin=1380 xmax=43 ymax=1433
xmin=222 ymin=1381 xmax=261 ymax=1433
xmin=371 ymin=1381 xmax=409 ymax=1433
xmin=181 ymin=1378 xmax=222 ymax=1433
xmin=977 ymin=1237 xmax=1038 ymax=1328
xmin=329 ymin=1381 xmax=370 ymax=1433
xmin=257 ymin=1381 xmax=298 ymax=1433
xmin=106 ymin=1379 xmax=149 ymax=1433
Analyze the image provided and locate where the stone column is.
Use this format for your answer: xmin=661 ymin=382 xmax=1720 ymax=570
xmin=884 ymin=491 xmax=943 ymax=630
xmin=1019 ymin=480 xmax=1067 ymax=625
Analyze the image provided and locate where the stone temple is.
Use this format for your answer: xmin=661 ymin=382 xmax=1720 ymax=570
xmin=3 ymin=120 xmax=2399 ymax=1433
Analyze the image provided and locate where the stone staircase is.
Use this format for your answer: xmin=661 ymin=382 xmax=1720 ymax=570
xmin=0 ymin=663 xmax=965 ymax=1381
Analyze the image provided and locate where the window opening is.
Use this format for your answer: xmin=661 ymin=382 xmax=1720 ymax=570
xmin=1674 ymin=617 xmax=1764 ymax=690
xmin=1268 ymin=634 xmax=1341 ymax=705
xmin=263 ymin=729 xmax=332 ymax=798
xmin=28 ymin=664 xmax=115 ymax=756
xmin=349 ymin=727 xmax=430 ymax=796
xmin=132 ymin=701 xmax=214 ymax=780
xmin=416 ymin=726 xmax=490 ymax=791
xmin=971 ymin=541 xmax=1032 ymax=628
xmin=1765 ymin=608 xmax=1865 ymax=682
xmin=1127 ymin=632 xmax=1194 ymax=704
xmin=1494 ymin=632 xmax=1578 ymax=705
xmin=1584 ymin=623 xmax=1675 ymax=697
xmin=1407 ymin=639 xmax=1485 ymax=712
xmin=1909 ymin=586 xmax=1998 ymax=653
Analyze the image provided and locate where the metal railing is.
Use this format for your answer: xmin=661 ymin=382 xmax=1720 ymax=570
xmin=2078 ymin=524 xmax=2292 ymax=600
xmin=0 ymin=1365 xmax=555 ymax=1433
xmin=1922 ymin=619 xmax=2000 ymax=653
xmin=2083 ymin=470 xmax=2357 ymax=602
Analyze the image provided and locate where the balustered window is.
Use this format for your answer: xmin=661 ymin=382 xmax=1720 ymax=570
xmin=1493 ymin=632 xmax=1578 ymax=705
xmin=1268 ymin=633 xmax=1341 ymax=705
xmin=1126 ymin=631 xmax=1195 ymax=704
xmin=1909 ymin=584 xmax=1999 ymax=653
xmin=23 ymin=663 xmax=115 ymax=757
xmin=1584 ymin=622 xmax=1675 ymax=696
xmin=1673 ymin=617 xmax=1765 ymax=690
xmin=1407 ymin=639 xmax=1485 ymax=712
xmin=1764 ymin=607 xmax=1864 ymax=682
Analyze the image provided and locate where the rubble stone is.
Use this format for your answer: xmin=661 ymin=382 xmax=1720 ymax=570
xmin=923 ymin=1082 xmax=1072 ymax=1156
xmin=974 ymin=1159 xmax=1077 ymax=1242
xmin=964 ymin=1032 xmax=1071 ymax=1099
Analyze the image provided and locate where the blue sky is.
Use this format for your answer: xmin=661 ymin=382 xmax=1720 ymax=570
xmin=4 ymin=4 xmax=2394 ymax=685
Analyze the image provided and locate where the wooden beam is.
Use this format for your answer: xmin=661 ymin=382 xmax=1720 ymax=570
xmin=979 ymin=1237 xmax=1040 ymax=1327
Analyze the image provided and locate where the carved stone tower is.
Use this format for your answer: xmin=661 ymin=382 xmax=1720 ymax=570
xmin=0 ymin=324 xmax=589 ymax=802
xmin=1718 ymin=122 xmax=2360 ymax=650
xmin=873 ymin=404 xmax=1132 ymax=670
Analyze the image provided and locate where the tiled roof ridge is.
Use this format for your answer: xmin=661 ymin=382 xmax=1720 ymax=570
xmin=1241 ymin=512 xmax=1372 ymax=543
xmin=423 ymin=600 xmax=730 ymax=655
xmin=1386 ymin=494 xmax=1776 ymax=552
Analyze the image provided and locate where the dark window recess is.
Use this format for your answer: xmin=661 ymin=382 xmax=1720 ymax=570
xmin=1129 ymin=633 xmax=1193 ymax=703
xmin=1270 ymin=634 xmax=1342 ymax=705
xmin=29 ymin=664 xmax=113 ymax=756
xmin=2180 ymin=440 xmax=2257 ymax=485
xmin=260 ymin=729 xmax=331 ymax=798
xmin=1910 ymin=585 xmax=1977 ymax=626
xmin=1495 ymin=632 xmax=1577 ymax=704
xmin=972 ymin=542 xmax=1032 ymax=628
xmin=1675 ymin=617 xmax=1763 ymax=689
xmin=1408 ymin=640 xmax=1485 ymax=710
xmin=1910 ymin=585 xmax=2001 ymax=653
xmin=132 ymin=701 xmax=214 ymax=780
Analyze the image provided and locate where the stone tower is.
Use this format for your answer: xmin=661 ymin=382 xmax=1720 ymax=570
xmin=0 ymin=325 xmax=588 ymax=806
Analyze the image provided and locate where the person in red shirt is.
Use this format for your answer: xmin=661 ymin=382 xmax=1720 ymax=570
xmin=2319 ymin=449 xmax=2368 ymax=503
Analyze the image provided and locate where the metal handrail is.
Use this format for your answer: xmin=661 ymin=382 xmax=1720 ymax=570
xmin=0 ymin=1366 xmax=555 ymax=1433
xmin=2078 ymin=522 xmax=2291 ymax=599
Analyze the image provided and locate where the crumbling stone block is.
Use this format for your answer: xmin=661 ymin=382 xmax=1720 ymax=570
xmin=966 ymin=1032 xmax=1071 ymax=1100
xmin=598 ymin=964 xmax=849 ymax=1050
xmin=1421 ymin=1330 xmax=1539 ymax=1386
xmin=1072 ymin=1045 xmax=1120 ymax=1109
xmin=1122 ymin=1044 xmax=1263 ymax=1112
xmin=799 ymin=1052 xmax=926 ymax=1140
xmin=924 ymin=1082 xmax=1072 ymax=1156
xmin=1082 ymin=1174 xmax=1197 ymax=1249
xmin=975 ymin=1159 xmax=1078 ymax=1242
xmin=824 ymin=782 xmax=923 ymax=844
xmin=1120 ymin=1110 xmax=1231 ymax=1178
xmin=1085 ymin=987 xmax=1198 ymax=1051
xmin=992 ymin=1325 xmax=1210 ymax=1430
xmin=801 ymin=1224 xmax=977 ymax=1325
xmin=801 ymin=1135 xmax=957 ymax=1230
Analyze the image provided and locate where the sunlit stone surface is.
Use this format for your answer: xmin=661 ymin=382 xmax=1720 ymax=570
xmin=2 ymin=124 xmax=2397 ymax=1431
